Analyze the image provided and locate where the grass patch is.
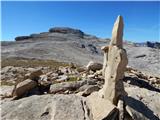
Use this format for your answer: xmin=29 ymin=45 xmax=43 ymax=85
xmin=0 ymin=81 xmax=15 ymax=86
xmin=68 ymin=76 xmax=81 ymax=82
xmin=1 ymin=57 xmax=69 ymax=68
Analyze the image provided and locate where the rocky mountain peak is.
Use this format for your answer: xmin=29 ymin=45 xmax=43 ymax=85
xmin=49 ymin=27 xmax=84 ymax=37
xmin=15 ymin=27 xmax=85 ymax=41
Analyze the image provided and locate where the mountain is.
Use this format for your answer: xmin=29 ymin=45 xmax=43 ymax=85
xmin=2 ymin=27 xmax=160 ymax=76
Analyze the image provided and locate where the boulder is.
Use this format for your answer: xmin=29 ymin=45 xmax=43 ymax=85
xmin=1 ymin=94 xmax=92 ymax=120
xmin=38 ymin=75 xmax=51 ymax=93
xmin=87 ymin=74 xmax=96 ymax=79
xmin=55 ymin=75 xmax=69 ymax=82
xmin=86 ymin=61 xmax=103 ymax=72
xmin=87 ymin=92 xmax=119 ymax=120
xmin=82 ymin=85 xmax=100 ymax=96
xmin=50 ymin=79 xmax=98 ymax=94
xmin=28 ymin=69 xmax=43 ymax=80
xmin=77 ymin=84 xmax=100 ymax=93
xmin=12 ymin=79 xmax=37 ymax=99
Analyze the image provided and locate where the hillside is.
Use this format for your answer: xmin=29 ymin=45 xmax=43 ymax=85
xmin=1 ymin=27 xmax=160 ymax=76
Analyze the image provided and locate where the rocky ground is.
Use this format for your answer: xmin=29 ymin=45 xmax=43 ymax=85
xmin=1 ymin=27 xmax=160 ymax=120
xmin=1 ymin=62 xmax=160 ymax=120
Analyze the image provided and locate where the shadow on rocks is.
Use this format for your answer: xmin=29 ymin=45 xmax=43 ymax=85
xmin=124 ymin=96 xmax=160 ymax=120
xmin=124 ymin=77 xmax=160 ymax=93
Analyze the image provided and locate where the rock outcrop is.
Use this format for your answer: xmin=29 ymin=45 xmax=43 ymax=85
xmin=15 ymin=27 xmax=85 ymax=41
xmin=49 ymin=27 xmax=84 ymax=38
xmin=15 ymin=36 xmax=32 ymax=41
xmin=1 ymin=94 xmax=92 ymax=120
xmin=124 ymin=86 xmax=160 ymax=119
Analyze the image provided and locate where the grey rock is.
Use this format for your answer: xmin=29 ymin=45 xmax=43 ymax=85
xmin=124 ymin=86 xmax=160 ymax=120
xmin=50 ymin=79 xmax=98 ymax=94
xmin=55 ymin=75 xmax=69 ymax=82
xmin=87 ymin=92 xmax=119 ymax=120
xmin=86 ymin=61 xmax=103 ymax=72
xmin=1 ymin=66 xmax=26 ymax=82
xmin=134 ymin=54 xmax=146 ymax=58
xmin=0 ymin=85 xmax=15 ymax=98
xmin=82 ymin=85 xmax=100 ymax=96
xmin=38 ymin=75 xmax=51 ymax=86
xmin=78 ymin=84 xmax=94 ymax=92
xmin=1 ymin=94 xmax=92 ymax=120
xmin=1 ymin=66 xmax=14 ymax=73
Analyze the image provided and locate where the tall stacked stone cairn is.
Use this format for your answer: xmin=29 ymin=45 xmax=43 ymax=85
xmin=87 ymin=15 xmax=128 ymax=120
xmin=102 ymin=15 xmax=128 ymax=104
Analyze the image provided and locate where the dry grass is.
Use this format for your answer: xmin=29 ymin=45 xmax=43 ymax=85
xmin=1 ymin=57 xmax=69 ymax=68
xmin=1 ymin=57 xmax=80 ymax=86
xmin=0 ymin=81 xmax=15 ymax=86
xmin=68 ymin=76 xmax=79 ymax=82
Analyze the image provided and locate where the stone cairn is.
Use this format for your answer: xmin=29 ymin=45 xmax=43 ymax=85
xmin=87 ymin=15 xmax=128 ymax=120
xmin=102 ymin=15 xmax=128 ymax=105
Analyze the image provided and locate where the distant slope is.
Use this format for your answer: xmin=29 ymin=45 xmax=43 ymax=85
xmin=1 ymin=27 xmax=160 ymax=76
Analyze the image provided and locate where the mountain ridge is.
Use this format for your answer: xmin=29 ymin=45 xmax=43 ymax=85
xmin=2 ymin=27 xmax=160 ymax=76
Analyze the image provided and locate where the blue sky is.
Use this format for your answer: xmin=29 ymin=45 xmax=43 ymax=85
xmin=1 ymin=1 xmax=160 ymax=42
